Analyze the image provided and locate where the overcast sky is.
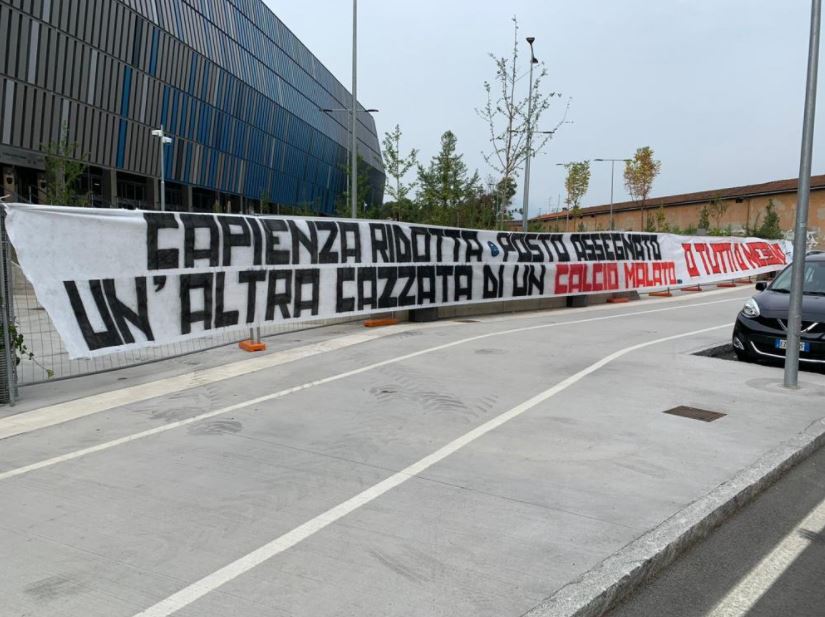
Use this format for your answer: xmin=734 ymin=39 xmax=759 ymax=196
xmin=265 ymin=0 xmax=824 ymax=215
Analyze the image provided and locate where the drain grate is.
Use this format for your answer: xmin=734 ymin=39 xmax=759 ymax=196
xmin=454 ymin=319 xmax=481 ymax=323
xmin=663 ymin=406 xmax=726 ymax=422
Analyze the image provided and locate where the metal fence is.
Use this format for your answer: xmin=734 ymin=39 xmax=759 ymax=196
xmin=0 ymin=209 xmax=359 ymax=402
xmin=0 ymin=211 xmax=18 ymax=403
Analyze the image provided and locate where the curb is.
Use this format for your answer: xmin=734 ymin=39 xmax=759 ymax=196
xmin=523 ymin=416 xmax=825 ymax=617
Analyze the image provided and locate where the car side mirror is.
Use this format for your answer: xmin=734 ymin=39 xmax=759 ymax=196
xmin=755 ymin=282 xmax=767 ymax=291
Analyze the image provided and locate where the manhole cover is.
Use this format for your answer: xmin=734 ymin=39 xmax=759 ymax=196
xmin=663 ymin=406 xmax=726 ymax=422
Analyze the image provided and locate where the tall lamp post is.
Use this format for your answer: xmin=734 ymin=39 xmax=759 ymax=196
xmin=785 ymin=0 xmax=821 ymax=388
xmin=351 ymin=0 xmax=358 ymax=218
xmin=509 ymin=125 xmax=555 ymax=229
xmin=521 ymin=36 xmax=539 ymax=232
xmin=151 ymin=126 xmax=172 ymax=211
xmin=321 ymin=107 xmax=378 ymax=209
xmin=593 ymin=158 xmax=631 ymax=230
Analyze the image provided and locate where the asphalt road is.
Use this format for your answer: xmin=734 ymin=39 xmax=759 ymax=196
xmin=605 ymin=444 xmax=825 ymax=617
xmin=1 ymin=288 xmax=824 ymax=617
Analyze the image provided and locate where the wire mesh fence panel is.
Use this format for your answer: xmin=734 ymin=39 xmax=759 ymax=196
xmin=8 ymin=259 xmax=359 ymax=387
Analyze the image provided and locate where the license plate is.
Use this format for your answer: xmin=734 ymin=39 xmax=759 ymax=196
xmin=775 ymin=339 xmax=811 ymax=352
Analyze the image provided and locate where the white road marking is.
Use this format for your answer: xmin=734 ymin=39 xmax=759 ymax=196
xmin=0 ymin=298 xmax=742 ymax=483
xmin=471 ymin=285 xmax=746 ymax=326
xmin=0 ymin=292 xmax=746 ymax=443
xmin=708 ymin=493 xmax=825 ymax=616
xmin=0 ymin=330 xmax=404 ymax=441
xmin=132 ymin=322 xmax=732 ymax=617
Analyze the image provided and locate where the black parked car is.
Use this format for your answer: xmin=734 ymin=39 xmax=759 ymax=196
xmin=733 ymin=252 xmax=825 ymax=364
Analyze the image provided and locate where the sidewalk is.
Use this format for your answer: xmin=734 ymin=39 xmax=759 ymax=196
xmin=1 ymin=290 xmax=824 ymax=617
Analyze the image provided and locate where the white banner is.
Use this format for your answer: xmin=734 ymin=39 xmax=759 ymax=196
xmin=4 ymin=204 xmax=793 ymax=358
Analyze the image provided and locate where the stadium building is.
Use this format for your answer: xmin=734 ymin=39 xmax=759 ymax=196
xmin=0 ymin=0 xmax=384 ymax=214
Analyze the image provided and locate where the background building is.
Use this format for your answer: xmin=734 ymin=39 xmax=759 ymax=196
xmin=532 ymin=174 xmax=825 ymax=247
xmin=0 ymin=0 xmax=384 ymax=214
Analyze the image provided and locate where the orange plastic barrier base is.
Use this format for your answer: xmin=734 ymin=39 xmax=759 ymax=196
xmin=716 ymin=282 xmax=737 ymax=288
xmin=649 ymin=290 xmax=673 ymax=297
xmin=681 ymin=285 xmax=702 ymax=292
xmin=606 ymin=297 xmax=631 ymax=304
xmin=364 ymin=318 xmax=400 ymax=328
xmin=239 ymin=340 xmax=267 ymax=352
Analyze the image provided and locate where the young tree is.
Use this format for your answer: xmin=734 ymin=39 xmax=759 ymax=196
xmin=655 ymin=205 xmax=671 ymax=232
xmin=698 ymin=204 xmax=710 ymax=231
xmin=494 ymin=176 xmax=518 ymax=226
xmin=565 ymin=206 xmax=584 ymax=231
xmin=381 ymin=124 xmax=419 ymax=220
xmin=707 ymin=196 xmax=729 ymax=231
xmin=457 ymin=187 xmax=500 ymax=230
xmin=563 ymin=161 xmax=591 ymax=211
xmin=624 ymin=147 xmax=661 ymax=228
xmin=42 ymin=124 xmax=88 ymax=206
xmin=477 ymin=16 xmax=565 ymax=228
xmin=756 ymin=199 xmax=783 ymax=239
xmin=417 ymin=131 xmax=481 ymax=226
xmin=562 ymin=160 xmax=590 ymax=231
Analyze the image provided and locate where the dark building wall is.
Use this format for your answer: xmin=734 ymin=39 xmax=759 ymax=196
xmin=0 ymin=0 xmax=384 ymax=213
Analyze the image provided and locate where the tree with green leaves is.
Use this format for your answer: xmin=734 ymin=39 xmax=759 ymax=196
xmin=563 ymin=161 xmax=590 ymax=210
xmin=381 ymin=124 xmax=419 ymax=220
xmin=417 ymin=131 xmax=481 ymax=227
xmin=42 ymin=124 xmax=88 ymax=206
xmin=654 ymin=205 xmax=670 ymax=232
xmin=456 ymin=188 xmax=500 ymax=230
xmin=492 ymin=176 xmax=517 ymax=227
xmin=707 ymin=195 xmax=729 ymax=231
xmin=624 ymin=147 xmax=661 ymax=228
xmin=477 ymin=16 xmax=565 ymax=228
xmin=562 ymin=161 xmax=590 ymax=231
xmin=756 ymin=199 xmax=783 ymax=239
xmin=698 ymin=205 xmax=710 ymax=231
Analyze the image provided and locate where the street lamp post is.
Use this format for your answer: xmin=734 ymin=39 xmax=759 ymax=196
xmin=521 ymin=37 xmax=539 ymax=232
xmin=785 ymin=0 xmax=821 ymax=388
xmin=593 ymin=158 xmax=631 ymax=230
xmin=351 ymin=0 xmax=358 ymax=218
xmin=151 ymin=126 xmax=172 ymax=211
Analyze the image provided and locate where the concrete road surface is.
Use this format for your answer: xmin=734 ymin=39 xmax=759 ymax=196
xmin=1 ymin=287 xmax=824 ymax=617
xmin=605 ymin=444 xmax=825 ymax=617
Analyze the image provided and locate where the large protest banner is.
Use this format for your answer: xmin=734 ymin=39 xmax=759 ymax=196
xmin=4 ymin=204 xmax=792 ymax=358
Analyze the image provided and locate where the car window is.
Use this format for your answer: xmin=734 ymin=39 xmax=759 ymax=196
xmin=771 ymin=261 xmax=825 ymax=294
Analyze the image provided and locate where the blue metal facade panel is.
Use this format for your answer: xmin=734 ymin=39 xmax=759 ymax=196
xmin=0 ymin=0 xmax=384 ymax=213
